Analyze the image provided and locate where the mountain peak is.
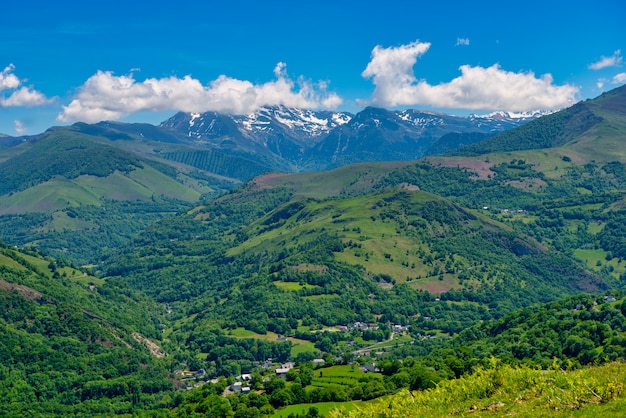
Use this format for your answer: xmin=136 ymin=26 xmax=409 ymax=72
xmin=161 ymin=107 xmax=355 ymax=145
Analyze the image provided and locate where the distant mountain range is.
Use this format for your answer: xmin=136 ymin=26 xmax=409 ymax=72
xmin=0 ymin=104 xmax=545 ymax=183
xmin=158 ymin=105 xmax=547 ymax=170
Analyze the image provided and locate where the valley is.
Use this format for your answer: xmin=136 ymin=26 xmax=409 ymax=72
xmin=1 ymin=85 xmax=626 ymax=416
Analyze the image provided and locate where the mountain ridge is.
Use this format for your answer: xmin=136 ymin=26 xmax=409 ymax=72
xmin=158 ymin=105 xmax=543 ymax=170
xmin=449 ymin=84 xmax=626 ymax=157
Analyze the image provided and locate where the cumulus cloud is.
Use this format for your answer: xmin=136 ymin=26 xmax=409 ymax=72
xmin=0 ymin=64 xmax=52 ymax=107
xmin=613 ymin=72 xmax=626 ymax=84
xmin=361 ymin=40 xmax=432 ymax=106
xmin=588 ymin=50 xmax=622 ymax=70
xmin=57 ymin=63 xmax=343 ymax=123
xmin=456 ymin=38 xmax=470 ymax=46
xmin=1 ymin=87 xmax=50 ymax=107
xmin=360 ymin=40 xmax=579 ymax=112
xmin=1 ymin=65 xmax=21 ymax=90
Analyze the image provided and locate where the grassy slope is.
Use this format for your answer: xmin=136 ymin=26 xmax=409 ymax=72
xmin=564 ymin=87 xmax=626 ymax=163
xmin=0 ymin=165 xmax=202 ymax=215
xmin=328 ymin=362 xmax=626 ymax=417
xmin=227 ymin=187 xmax=565 ymax=296
xmin=230 ymin=190 xmax=434 ymax=283
xmin=0 ymin=176 xmax=103 ymax=214
xmin=252 ymin=161 xmax=411 ymax=199
xmin=435 ymin=85 xmax=626 ymax=178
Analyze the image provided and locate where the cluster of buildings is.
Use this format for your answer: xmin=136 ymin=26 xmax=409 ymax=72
xmin=228 ymin=358 xmax=326 ymax=394
xmin=229 ymin=379 xmax=251 ymax=395
xmin=335 ymin=322 xmax=409 ymax=333
xmin=500 ymin=209 xmax=528 ymax=215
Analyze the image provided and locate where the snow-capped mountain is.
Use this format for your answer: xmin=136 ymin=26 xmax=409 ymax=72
xmin=160 ymin=106 xmax=353 ymax=165
xmin=161 ymin=106 xmax=352 ymax=144
xmin=159 ymin=106 xmax=544 ymax=170
xmin=469 ymin=110 xmax=555 ymax=131
xmin=235 ymin=106 xmax=352 ymax=140
xmin=303 ymin=107 xmax=548 ymax=169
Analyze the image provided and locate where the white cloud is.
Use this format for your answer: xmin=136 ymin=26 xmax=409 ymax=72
xmin=14 ymin=120 xmax=26 ymax=135
xmin=1 ymin=87 xmax=50 ymax=107
xmin=597 ymin=79 xmax=605 ymax=89
xmin=613 ymin=72 xmax=626 ymax=84
xmin=588 ymin=50 xmax=622 ymax=70
xmin=0 ymin=64 xmax=52 ymax=107
xmin=57 ymin=63 xmax=343 ymax=123
xmin=456 ymin=38 xmax=470 ymax=46
xmin=1 ymin=65 xmax=20 ymax=90
xmin=360 ymin=40 xmax=579 ymax=112
xmin=361 ymin=40 xmax=432 ymax=107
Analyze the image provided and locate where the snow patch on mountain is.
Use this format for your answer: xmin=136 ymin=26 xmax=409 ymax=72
xmin=467 ymin=109 xmax=552 ymax=131
xmin=183 ymin=106 xmax=354 ymax=141
xmin=470 ymin=109 xmax=554 ymax=120
xmin=189 ymin=113 xmax=200 ymax=127
xmin=397 ymin=110 xmax=445 ymax=127
xmin=332 ymin=113 xmax=351 ymax=125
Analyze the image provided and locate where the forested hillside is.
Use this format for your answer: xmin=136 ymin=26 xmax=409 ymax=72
xmin=97 ymin=135 xmax=626 ymax=414
xmin=0 ymin=126 xmax=239 ymax=263
xmin=162 ymin=149 xmax=271 ymax=182
xmin=450 ymin=84 xmax=626 ymax=157
xmin=0 ymin=242 xmax=175 ymax=416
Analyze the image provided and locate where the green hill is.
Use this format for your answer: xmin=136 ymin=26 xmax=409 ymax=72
xmin=449 ymin=101 xmax=602 ymax=155
xmin=0 ymin=125 xmax=245 ymax=263
xmin=450 ymin=84 xmax=626 ymax=158
xmin=100 ymin=178 xmax=607 ymax=384
xmin=327 ymin=361 xmax=626 ymax=417
xmin=0 ymin=131 xmax=142 ymax=196
xmin=0 ymin=241 xmax=173 ymax=416
xmin=444 ymin=293 xmax=626 ymax=367
xmin=229 ymin=187 xmax=602 ymax=298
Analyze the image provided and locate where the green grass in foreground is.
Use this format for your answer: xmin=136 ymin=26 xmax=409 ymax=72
xmin=327 ymin=361 xmax=626 ymax=417
xmin=271 ymin=401 xmax=363 ymax=418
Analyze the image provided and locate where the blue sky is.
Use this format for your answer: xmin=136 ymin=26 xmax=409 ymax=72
xmin=1 ymin=0 xmax=624 ymax=136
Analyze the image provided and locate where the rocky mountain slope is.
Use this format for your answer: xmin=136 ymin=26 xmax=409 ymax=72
xmin=159 ymin=105 xmax=541 ymax=170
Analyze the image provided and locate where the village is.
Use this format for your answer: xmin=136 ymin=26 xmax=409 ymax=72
xmin=175 ymin=321 xmax=412 ymax=394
